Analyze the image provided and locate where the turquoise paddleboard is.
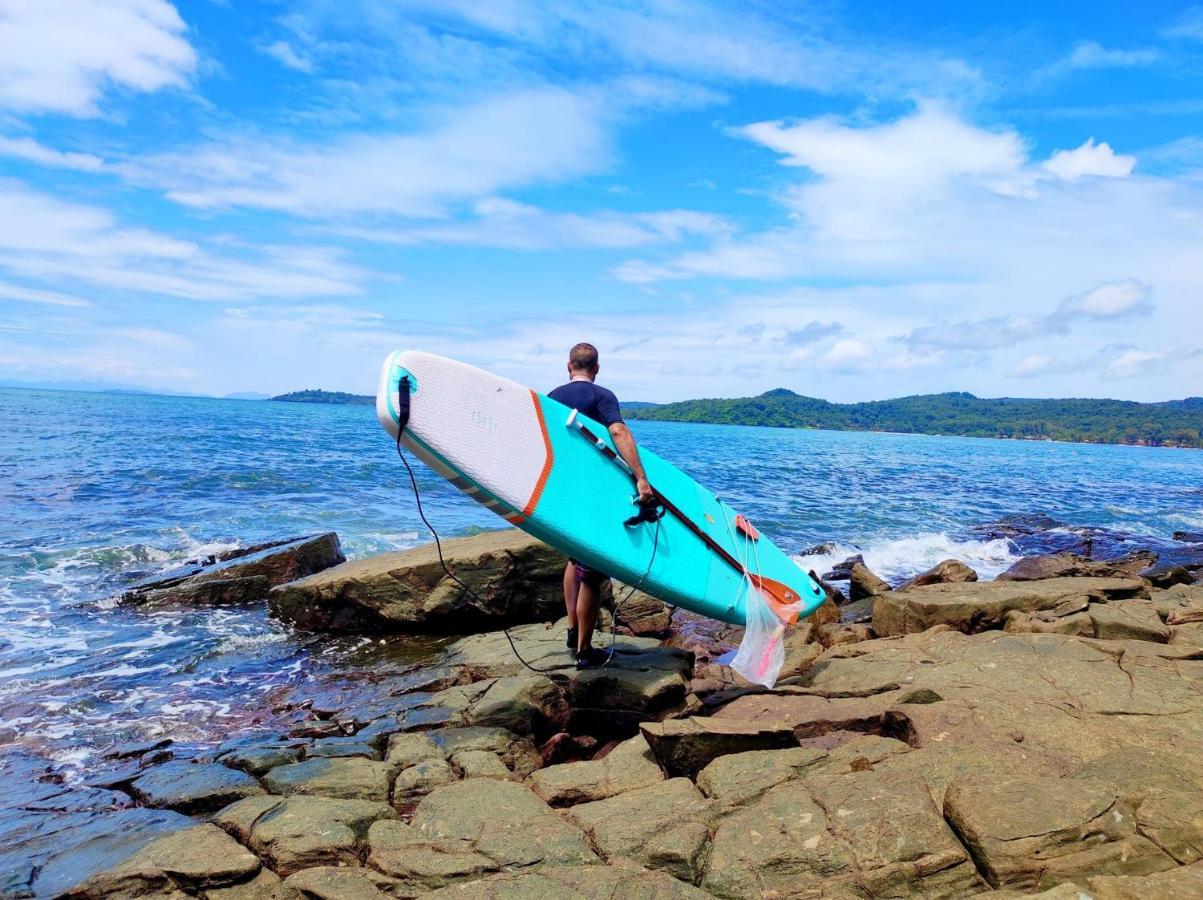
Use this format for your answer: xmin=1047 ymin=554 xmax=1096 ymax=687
xmin=377 ymin=350 xmax=827 ymax=629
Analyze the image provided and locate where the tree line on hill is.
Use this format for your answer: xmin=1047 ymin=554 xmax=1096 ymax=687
xmin=622 ymin=390 xmax=1203 ymax=448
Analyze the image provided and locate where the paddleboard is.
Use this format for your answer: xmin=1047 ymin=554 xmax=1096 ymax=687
xmin=376 ymin=350 xmax=826 ymax=628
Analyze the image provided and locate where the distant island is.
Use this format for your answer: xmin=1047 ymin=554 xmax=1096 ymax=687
xmin=622 ymin=390 xmax=1203 ymax=448
xmin=271 ymin=389 xmax=374 ymax=405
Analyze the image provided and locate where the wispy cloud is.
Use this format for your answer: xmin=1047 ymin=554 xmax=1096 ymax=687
xmin=0 ymin=135 xmax=104 ymax=171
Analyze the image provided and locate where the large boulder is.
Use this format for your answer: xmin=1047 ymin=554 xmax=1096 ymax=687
xmin=639 ymin=718 xmax=798 ymax=778
xmin=528 ymin=734 xmax=664 ymax=806
xmin=872 ymin=576 xmax=1148 ymax=636
xmin=262 ymin=757 xmax=392 ymax=801
xmin=445 ymin=623 xmax=693 ymax=736
xmin=944 ymin=776 xmax=1176 ymax=891
xmin=849 ymin=561 xmax=891 ymax=600
xmin=566 ymin=778 xmax=716 ymax=883
xmin=61 ymin=824 xmax=261 ymax=899
xmin=367 ymin=779 xmax=596 ymax=892
xmin=701 ymin=770 xmax=984 ymax=898
xmin=128 ymin=761 xmax=265 ymax=815
xmin=997 ymin=550 xmax=1157 ymax=582
xmin=269 ymin=530 xmax=566 ymax=632
xmin=897 ymin=558 xmax=978 ymax=591
xmin=214 ymin=795 xmax=396 ymax=877
xmin=122 ymin=533 xmax=343 ymax=606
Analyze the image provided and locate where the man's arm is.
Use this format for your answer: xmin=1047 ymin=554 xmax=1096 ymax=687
xmin=608 ymin=422 xmax=654 ymax=502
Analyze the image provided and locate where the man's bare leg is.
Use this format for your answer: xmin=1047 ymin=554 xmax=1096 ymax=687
xmin=576 ymin=579 xmax=599 ymax=653
xmin=562 ymin=562 xmax=578 ymax=622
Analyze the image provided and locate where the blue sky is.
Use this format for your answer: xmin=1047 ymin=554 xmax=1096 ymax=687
xmin=1 ymin=1 xmax=1201 ymax=402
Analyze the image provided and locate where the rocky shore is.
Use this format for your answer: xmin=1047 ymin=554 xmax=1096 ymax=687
xmin=4 ymin=525 xmax=1203 ymax=898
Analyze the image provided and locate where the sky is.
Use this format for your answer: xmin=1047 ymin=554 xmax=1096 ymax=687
xmin=0 ymin=1 xmax=1201 ymax=403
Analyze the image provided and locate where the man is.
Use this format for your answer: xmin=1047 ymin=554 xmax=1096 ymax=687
xmin=549 ymin=342 xmax=654 ymax=669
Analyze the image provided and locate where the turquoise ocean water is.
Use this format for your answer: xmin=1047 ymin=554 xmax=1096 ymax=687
xmin=2 ymin=387 xmax=1201 ymax=773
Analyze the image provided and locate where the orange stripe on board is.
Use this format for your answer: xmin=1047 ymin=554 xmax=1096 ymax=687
xmin=505 ymin=512 xmax=527 ymax=525
xmin=522 ymin=390 xmax=554 ymax=517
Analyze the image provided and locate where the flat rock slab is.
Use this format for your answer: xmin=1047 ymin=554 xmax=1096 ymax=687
xmin=418 ymin=863 xmax=714 ymax=898
xmin=702 ymin=769 xmax=984 ymax=898
xmin=528 ymin=734 xmax=665 ymax=806
xmin=566 ymin=778 xmax=716 ymax=883
xmin=215 ymin=795 xmax=396 ymax=877
xmin=62 ymin=823 xmax=260 ymax=898
xmin=123 ymin=533 xmax=343 ymax=606
xmin=711 ymin=691 xmax=900 ymax=739
xmin=639 ymin=717 xmax=798 ymax=778
xmin=696 ymin=736 xmax=911 ymax=807
xmin=3 ymin=803 xmax=193 ymax=899
xmin=872 ymin=576 xmax=1148 ymax=636
xmin=944 ymin=775 xmax=1176 ymax=891
xmin=368 ymin=779 xmax=596 ymax=893
xmin=263 ymin=757 xmax=392 ymax=801
xmin=128 ymin=761 xmax=265 ymax=815
xmin=269 ymin=530 xmax=565 ymax=632
xmin=282 ymin=865 xmax=405 ymax=899
xmin=1005 ymin=598 xmax=1171 ymax=643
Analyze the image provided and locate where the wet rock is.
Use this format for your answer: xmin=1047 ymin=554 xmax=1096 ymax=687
xmin=61 ymin=824 xmax=260 ymax=898
xmin=702 ymin=770 xmax=983 ymax=898
xmin=128 ymin=761 xmax=265 ymax=815
xmin=528 ymin=734 xmax=664 ymax=806
xmin=1141 ymin=563 xmax=1195 ymax=589
xmin=305 ymin=735 xmax=379 ymax=760
xmin=217 ymin=741 xmax=304 ymax=777
xmin=214 ymin=795 xmax=396 ymax=877
xmin=282 ymin=866 xmax=404 ymax=899
xmin=417 ymin=863 xmax=713 ymax=898
xmin=639 ymin=717 xmax=798 ymax=778
xmin=122 ymin=533 xmax=343 ymax=606
xmin=944 ymin=776 xmax=1175 ymax=890
xmin=897 ymin=558 xmax=978 ymax=591
xmin=262 ymin=757 xmax=392 ymax=802
xmin=368 ymin=779 xmax=596 ymax=892
xmin=101 ymin=738 xmax=174 ymax=761
xmin=997 ymin=550 xmax=1157 ymax=582
xmin=1173 ymin=530 xmax=1203 ymax=543
xmin=822 ymin=554 xmax=863 ymax=581
xmin=444 ymin=623 xmax=693 ymax=737
xmin=849 ymin=561 xmax=891 ymax=600
xmin=1 ymin=802 xmax=192 ymax=899
xmin=800 ymin=541 xmax=839 ymax=556
xmin=268 ymin=530 xmax=565 ymax=632
xmin=872 ymin=576 xmax=1148 ymax=636
xmin=464 ymin=674 xmax=569 ymax=736
xmin=566 ymin=778 xmax=716 ymax=883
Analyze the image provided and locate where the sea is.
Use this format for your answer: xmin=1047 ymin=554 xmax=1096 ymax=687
xmin=2 ymin=386 xmax=1201 ymax=779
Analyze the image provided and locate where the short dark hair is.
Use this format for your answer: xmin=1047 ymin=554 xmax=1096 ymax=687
xmin=568 ymin=342 xmax=599 ymax=371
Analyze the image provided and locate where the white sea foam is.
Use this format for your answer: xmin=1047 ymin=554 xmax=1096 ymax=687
xmin=794 ymin=532 xmax=1020 ymax=584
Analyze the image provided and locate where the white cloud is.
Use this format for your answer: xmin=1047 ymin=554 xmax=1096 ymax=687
xmin=1043 ymin=138 xmax=1135 ymax=181
xmin=823 ymin=338 xmax=872 ymax=371
xmin=1012 ymin=354 xmax=1061 ymax=378
xmin=120 ymin=87 xmax=610 ymax=218
xmin=262 ymin=40 xmax=313 ymax=73
xmin=1065 ymin=41 xmax=1159 ymax=69
xmin=0 ymin=135 xmax=104 ymax=171
xmin=1054 ymin=279 xmax=1151 ymax=320
xmin=0 ymin=0 xmax=196 ymax=116
xmin=0 ymin=279 xmax=90 ymax=307
xmin=331 ymin=198 xmax=730 ymax=250
xmin=1103 ymin=348 xmax=1166 ymax=379
xmin=1164 ymin=7 xmax=1203 ymax=41
xmin=0 ymin=180 xmax=367 ymax=302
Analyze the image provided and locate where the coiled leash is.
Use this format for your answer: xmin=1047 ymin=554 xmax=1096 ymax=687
xmin=392 ymin=377 xmax=659 ymax=675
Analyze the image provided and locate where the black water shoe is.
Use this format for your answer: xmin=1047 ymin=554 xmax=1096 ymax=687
xmin=567 ymin=627 xmax=578 ymax=650
xmin=575 ymin=646 xmax=607 ymax=669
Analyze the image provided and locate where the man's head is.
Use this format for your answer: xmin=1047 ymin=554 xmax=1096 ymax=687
xmin=567 ymin=342 xmax=599 ymax=380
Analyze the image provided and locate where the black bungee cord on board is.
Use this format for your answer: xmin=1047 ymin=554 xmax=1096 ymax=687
xmin=391 ymin=375 xmax=661 ymax=676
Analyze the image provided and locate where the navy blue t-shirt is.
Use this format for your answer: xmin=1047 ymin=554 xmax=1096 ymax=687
xmin=548 ymin=379 xmax=624 ymax=427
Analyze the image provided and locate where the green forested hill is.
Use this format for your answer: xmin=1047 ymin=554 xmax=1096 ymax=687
xmin=623 ymin=390 xmax=1203 ymax=448
xmin=270 ymin=389 xmax=374 ymax=405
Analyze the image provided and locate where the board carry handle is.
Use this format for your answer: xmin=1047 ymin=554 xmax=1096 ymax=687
xmin=566 ymin=410 xmax=803 ymax=624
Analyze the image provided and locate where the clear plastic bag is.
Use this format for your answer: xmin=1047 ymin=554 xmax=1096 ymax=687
xmin=729 ymin=583 xmax=800 ymax=688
